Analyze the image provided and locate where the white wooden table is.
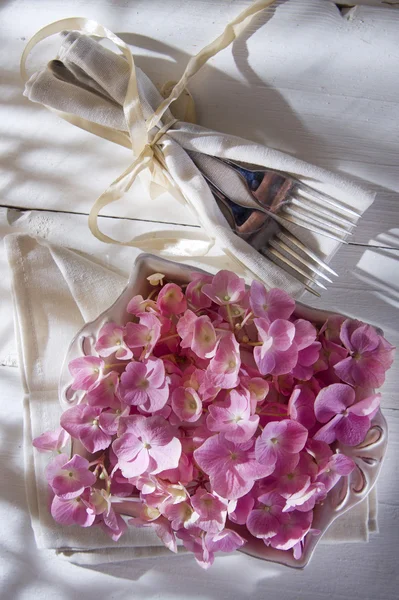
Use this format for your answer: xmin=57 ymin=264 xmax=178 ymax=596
xmin=1 ymin=1 xmax=398 ymax=599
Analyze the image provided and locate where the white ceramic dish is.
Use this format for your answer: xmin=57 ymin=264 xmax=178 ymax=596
xmin=59 ymin=254 xmax=388 ymax=568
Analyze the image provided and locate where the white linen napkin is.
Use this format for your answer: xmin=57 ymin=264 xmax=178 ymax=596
xmin=5 ymin=232 xmax=377 ymax=566
xmin=23 ymin=28 xmax=376 ymax=296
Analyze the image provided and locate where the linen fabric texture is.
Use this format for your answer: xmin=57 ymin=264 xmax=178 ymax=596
xmin=5 ymin=233 xmax=378 ymax=565
xmin=24 ymin=31 xmax=375 ymax=296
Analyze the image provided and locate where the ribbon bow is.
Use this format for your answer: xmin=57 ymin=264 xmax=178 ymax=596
xmin=20 ymin=1 xmax=277 ymax=253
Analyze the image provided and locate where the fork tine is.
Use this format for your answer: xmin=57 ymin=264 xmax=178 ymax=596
xmin=279 ymin=213 xmax=349 ymax=243
xmin=282 ymin=206 xmax=352 ymax=236
xmin=269 ymin=238 xmax=333 ymax=283
xmin=261 ymin=248 xmax=321 ymax=297
xmin=289 ymin=198 xmax=356 ymax=228
xmin=262 ymin=246 xmax=327 ymax=291
xmin=295 ymin=185 xmax=361 ymax=218
xmin=277 ymin=231 xmax=338 ymax=276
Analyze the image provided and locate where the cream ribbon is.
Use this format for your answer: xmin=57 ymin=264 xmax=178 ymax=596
xmin=21 ymin=1 xmax=277 ymax=255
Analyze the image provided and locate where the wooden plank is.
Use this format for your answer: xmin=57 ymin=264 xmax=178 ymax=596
xmin=1 ymin=0 xmax=399 ymax=228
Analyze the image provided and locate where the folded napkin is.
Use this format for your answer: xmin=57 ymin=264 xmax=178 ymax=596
xmin=5 ymin=233 xmax=378 ymax=566
xmin=22 ymin=12 xmax=376 ymax=297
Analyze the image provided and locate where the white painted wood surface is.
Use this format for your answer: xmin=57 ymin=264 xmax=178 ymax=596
xmin=1 ymin=1 xmax=398 ymax=599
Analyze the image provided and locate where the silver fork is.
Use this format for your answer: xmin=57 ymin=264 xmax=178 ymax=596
xmin=218 ymin=157 xmax=360 ymax=242
xmin=203 ymin=174 xmax=337 ymax=297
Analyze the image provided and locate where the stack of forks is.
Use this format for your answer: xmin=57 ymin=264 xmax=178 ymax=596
xmin=188 ymin=151 xmax=360 ymax=296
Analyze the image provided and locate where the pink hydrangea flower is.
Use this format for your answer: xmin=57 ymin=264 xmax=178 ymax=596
xmin=316 ymin=452 xmax=355 ymax=492
xmin=33 ymin=427 xmax=69 ymax=453
xmin=94 ymin=322 xmax=132 ymax=359
xmin=207 ymin=389 xmax=260 ymax=443
xmin=119 ymin=358 xmax=169 ymax=412
xmin=194 ymin=434 xmax=273 ymax=499
xmin=269 ymin=509 xmax=313 ymax=551
xmin=51 ymin=489 xmax=96 ymax=527
xmin=190 ymin=489 xmax=227 ymax=533
xmin=246 ymin=492 xmax=286 ymax=539
xmin=207 ymin=333 xmax=241 ymax=389
xmin=171 ymin=386 xmax=202 ymax=422
xmin=186 ymin=273 xmax=213 ymax=309
xmin=314 ymin=383 xmax=381 ymax=446
xmin=60 ymin=405 xmax=113 ymax=453
xmin=276 ymin=453 xmax=317 ymax=497
xmin=46 ymin=453 xmax=96 ymax=499
xmin=176 ymin=527 xmax=245 ymax=569
xmin=255 ymin=419 xmax=308 ymax=473
xmin=282 ymin=481 xmax=326 ymax=513
xmin=202 ymin=270 xmax=246 ymax=306
xmin=254 ymin=318 xmax=298 ymax=376
xmin=113 ymin=415 xmax=182 ymax=478
xmin=100 ymin=508 xmax=128 ymax=541
xmin=125 ymin=313 xmax=161 ymax=359
xmin=69 ymin=356 xmax=104 ymax=391
xmin=127 ymin=294 xmax=158 ymax=316
xmin=157 ymin=283 xmax=187 ymax=315
xmin=250 ymin=281 xmax=295 ymax=321
xmin=86 ymin=371 xmax=120 ymax=408
xmin=177 ymin=310 xmax=217 ymax=359
xmin=334 ymin=319 xmax=395 ymax=388
xmin=98 ymin=403 xmax=130 ymax=435
xmin=162 ymin=501 xmax=199 ymax=530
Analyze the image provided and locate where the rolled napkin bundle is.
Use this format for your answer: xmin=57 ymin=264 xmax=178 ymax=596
xmin=6 ymin=233 xmax=378 ymax=567
xmin=21 ymin=8 xmax=375 ymax=297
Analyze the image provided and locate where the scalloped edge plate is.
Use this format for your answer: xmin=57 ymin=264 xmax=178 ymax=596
xmin=58 ymin=253 xmax=388 ymax=568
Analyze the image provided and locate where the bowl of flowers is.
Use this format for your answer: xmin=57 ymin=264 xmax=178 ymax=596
xmin=33 ymin=254 xmax=393 ymax=569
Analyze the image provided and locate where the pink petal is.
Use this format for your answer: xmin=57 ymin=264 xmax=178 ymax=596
xmin=191 ymin=489 xmax=227 ymax=533
xmin=33 ymin=427 xmax=69 ymax=453
xmin=78 ymin=422 xmax=112 ymax=454
xmin=157 ymin=283 xmax=187 ymax=315
xmin=101 ymin=510 xmax=127 ymax=541
xmin=206 ymin=529 xmax=246 ymax=553
xmin=172 ymin=387 xmax=203 ymax=422
xmin=348 ymin=393 xmax=381 ymax=417
xmin=339 ymin=319 xmax=363 ymax=351
xmin=202 ymin=270 xmax=246 ymax=305
xmin=330 ymin=453 xmax=356 ymax=475
xmin=334 ymin=355 xmax=387 ymax=388
xmin=335 ymin=413 xmax=371 ymax=446
xmin=192 ymin=316 xmax=217 ymax=359
xmin=275 ymin=420 xmax=308 ymax=454
xmin=112 ymin=432 xmax=144 ymax=462
xmin=118 ymin=448 xmax=150 ymax=478
xmin=268 ymin=319 xmax=296 ymax=351
xmin=249 ymin=285 xmax=295 ymax=322
xmin=86 ymin=371 xmax=119 ymax=408
xmin=146 ymin=357 xmax=166 ymax=388
xmin=149 ymin=437 xmax=182 ymax=474
xmin=350 ymin=324 xmax=380 ymax=354
xmin=293 ymin=319 xmax=317 ymax=351
xmin=227 ymin=493 xmax=255 ymax=525
xmin=288 ymin=386 xmax=316 ymax=430
xmin=51 ymin=495 xmax=95 ymax=527
xmin=313 ymin=414 xmax=343 ymax=444
xmin=247 ymin=509 xmax=280 ymax=539
xmin=143 ymin=382 xmax=169 ymax=413
xmin=314 ymin=383 xmax=355 ymax=423
xmin=186 ymin=273 xmax=213 ymax=309
xmin=69 ymin=357 xmax=104 ymax=391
